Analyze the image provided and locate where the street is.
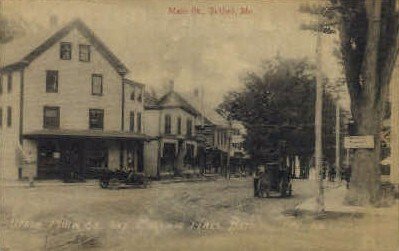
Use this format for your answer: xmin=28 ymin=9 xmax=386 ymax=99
xmin=1 ymin=179 xmax=397 ymax=251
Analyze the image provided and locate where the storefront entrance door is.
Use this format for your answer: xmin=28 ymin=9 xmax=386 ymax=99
xmin=60 ymin=140 xmax=84 ymax=181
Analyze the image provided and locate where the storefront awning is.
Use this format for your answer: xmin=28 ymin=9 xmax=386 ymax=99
xmin=24 ymin=129 xmax=153 ymax=141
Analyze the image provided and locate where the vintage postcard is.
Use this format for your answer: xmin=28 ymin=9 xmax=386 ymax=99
xmin=0 ymin=0 xmax=398 ymax=250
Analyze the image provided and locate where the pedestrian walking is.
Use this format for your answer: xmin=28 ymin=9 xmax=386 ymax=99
xmin=328 ymin=166 xmax=336 ymax=182
xmin=345 ymin=166 xmax=351 ymax=189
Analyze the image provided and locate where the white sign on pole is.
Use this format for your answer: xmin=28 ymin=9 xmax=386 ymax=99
xmin=344 ymin=136 xmax=374 ymax=149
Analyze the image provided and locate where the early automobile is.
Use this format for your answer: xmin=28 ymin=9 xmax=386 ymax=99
xmin=254 ymin=162 xmax=292 ymax=198
xmin=99 ymin=169 xmax=149 ymax=189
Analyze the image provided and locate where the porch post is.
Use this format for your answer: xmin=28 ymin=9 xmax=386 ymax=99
xmin=134 ymin=142 xmax=139 ymax=172
xmin=119 ymin=141 xmax=124 ymax=169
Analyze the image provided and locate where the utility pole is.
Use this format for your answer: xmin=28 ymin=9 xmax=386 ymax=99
xmin=314 ymin=21 xmax=325 ymax=215
xmin=346 ymin=149 xmax=350 ymax=169
xmin=201 ymin=84 xmax=205 ymax=127
xmin=299 ymin=0 xmax=340 ymax=214
xmin=335 ymin=96 xmax=341 ymax=181
xmin=226 ymin=119 xmax=232 ymax=180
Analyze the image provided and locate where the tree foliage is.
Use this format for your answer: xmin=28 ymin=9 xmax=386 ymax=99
xmin=0 ymin=15 xmax=26 ymax=44
xmin=329 ymin=0 xmax=398 ymax=119
xmin=218 ymin=57 xmax=337 ymax=164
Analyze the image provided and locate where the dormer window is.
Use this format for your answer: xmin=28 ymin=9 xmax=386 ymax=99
xmin=79 ymin=44 xmax=91 ymax=62
xmin=60 ymin=42 xmax=71 ymax=60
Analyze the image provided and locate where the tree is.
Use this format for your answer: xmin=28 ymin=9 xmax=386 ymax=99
xmin=320 ymin=0 xmax=399 ymax=204
xmin=217 ymin=57 xmax=338 ymax=168
xmin=0 ymin=15 xmax=26 ymax=44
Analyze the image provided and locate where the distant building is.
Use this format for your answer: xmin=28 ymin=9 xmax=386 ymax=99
xmin=196 ymin=119 xmax=230 ymax=175
xmin=229 ymin=121 xmax=250 ymax=174
xmin=143 ymin=81 xmax=201 ymax=178
xmin=0 ymin=19 xmax=148 ymax=180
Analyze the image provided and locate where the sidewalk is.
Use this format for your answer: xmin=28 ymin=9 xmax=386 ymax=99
xmin=0 ymin=179 xmax=98 ymax=188
xmin=295 ymin=181 xmax=398 ymax=215
xmin=0 ymin=174 xmax=221 ymax=188
xmin=295 ymin=181 xmax=364 ymax=214
xmin=158 ymin=175 xmax=219 ymax=184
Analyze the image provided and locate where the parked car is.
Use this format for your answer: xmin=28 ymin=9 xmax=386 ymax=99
xmin=99 ymin=169 xmax=149 ymax=189
xmin=254 ymin=162 xmax=292 ymax=198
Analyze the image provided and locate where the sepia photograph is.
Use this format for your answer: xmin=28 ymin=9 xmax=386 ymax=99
xmin=0 ymin=0 xmax=398 ymax=250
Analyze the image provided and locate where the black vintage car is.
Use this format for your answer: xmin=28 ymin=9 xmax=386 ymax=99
xmin=99 ymin=169 xmax=149 ymax=189
xmin=254 ymin=162 xmax=292 ymax=198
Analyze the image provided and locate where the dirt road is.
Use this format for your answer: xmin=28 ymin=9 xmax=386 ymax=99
xmin=1 ymin=178 xmax=397 ymax=250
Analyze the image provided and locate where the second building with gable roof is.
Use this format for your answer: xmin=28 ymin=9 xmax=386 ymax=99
xmin=143 ymin=81 xmax=202 ymax=178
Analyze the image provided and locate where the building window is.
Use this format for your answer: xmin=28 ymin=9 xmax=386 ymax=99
xmin=130 ymin=90 xmax=135 ymax=100
xmin=186 ymin=119 xmax=193 ymax=136
xmin=137 ymin=112 xmax=142 ymax=133
xmin=165 ymin=114 xmax=171 ymax=134
xmin=184 ymin=143 xmax=195 ymax=166
xmin=0 ymin=108 xmax=2 ymax=128
xmin=91 ymin=74 xmax=103 ymax=95
xmin=7 ymin=74 xmax=12 ymax=93
xmin=177 ymin=117 xmax=182 ymax=135
xmin=79 ymin=44 xmax=91 ymax=62
xmin=129 ymin=111 xmax=135 ymax=132
xmin=223 ymin=133 xmax=227 ymax=146
xmin=60 ymin=42 xmax=72 ymax=60
xmin=43 ymin=106 xmax=60 ymax=129
xmin=137 ymin=90 xmax=142 ymax=102
xmin=7 ymin=106 xmax=11 ymax=127
xmin=89 ymin=109 xmax=104 ymax=130
xmin=381 ymin=165 xmax=390 ymax=175
xmin=46 ymin=70 xmax=58 ymax=93
xmin=85 ymin=141 xmax=108 ymax=170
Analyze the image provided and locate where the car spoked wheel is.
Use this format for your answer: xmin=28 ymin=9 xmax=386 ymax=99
xmin=109 ymin=178 xmax=119 ymax=189
xmin=280 ymin=181 xmax=287 ymax=197
xmin=264 ymin=189 xmax=270 ymax=198
xmin=100 ymin=180 xmax=109 ymax=189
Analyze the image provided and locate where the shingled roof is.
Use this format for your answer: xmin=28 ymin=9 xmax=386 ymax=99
xmin=144 ymin=91 xmax=160 ymax=109
xmin=0 ymin=18 xmax=129 ymax=75
xmin=179 ymin=91 xmax=229 ymax=128
xmin=144 ymin=90 xmax=201 ymax=116
xmin=123 ymin=78 xmax=145 ymax=88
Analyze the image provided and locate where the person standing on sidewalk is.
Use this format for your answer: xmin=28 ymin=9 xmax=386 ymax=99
xmin=344 ymin=165 xmax=352 ymax=189
xmin=16 ymin=144 xmax=36 ymax=187
xmin=24 ymin=151 xmax=36 ymax=187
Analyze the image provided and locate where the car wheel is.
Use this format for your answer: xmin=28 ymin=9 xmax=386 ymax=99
xmin=100 ymin=181 xmax=109 ymax=189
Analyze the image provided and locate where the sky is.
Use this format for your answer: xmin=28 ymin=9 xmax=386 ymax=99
xmin=2 ymin=0 xmax=349 ymax=110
